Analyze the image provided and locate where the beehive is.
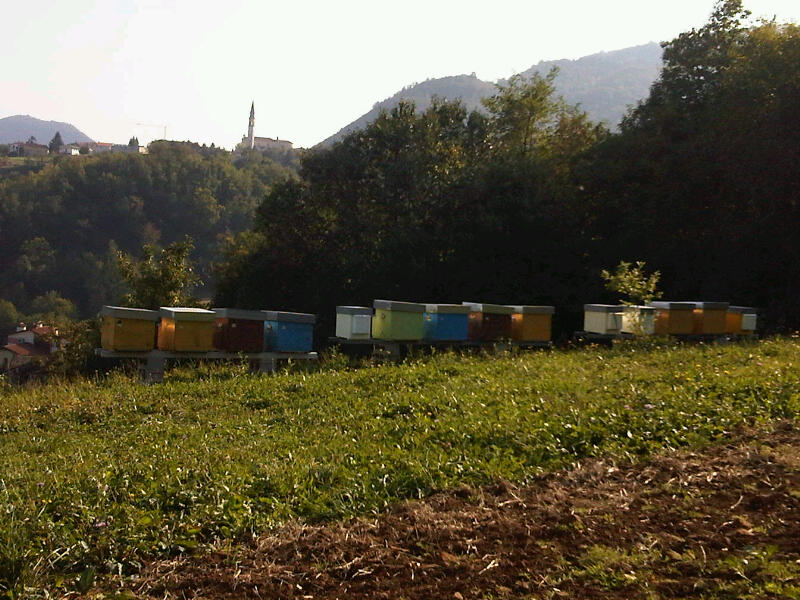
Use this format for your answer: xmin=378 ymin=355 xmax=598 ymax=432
xmin=212 ymin=308 xmax=268 ymax=352
xmin=263 ymin=311 xmax=316 ymax=352
xmin=621 ymin=305 xmax=656 ymax=335
xmin=372 ymin=300 xmax=425 ymax=341
xmin=423 ymin=304 xmax=471 ymax=341
xmin=335 ymin=306 xmax=373 ymax=340
xmin=462 ymin=302 xmax=514 ymax=341
xmin=510 ymin=305 xmax=555 ymax=342
xmin=727 ymin=306 xmax=758 ymax=334
xmin=689 ymin=301 xmax=730 ymax=334
xmin=583 ymin=304 xmax=623 ymax=335
xmin=157 ymin=307 xmax=216 ymax=352
xmin=650 ymin=302 xmax=695 ymax=335
xmin=100 ymin=306 xmax=159 ymax=351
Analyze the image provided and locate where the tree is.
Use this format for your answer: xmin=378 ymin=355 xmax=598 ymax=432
xmin=116 ymin=237 xmax=201 ymax=309
xmin=0 ymin=299 xmax=21 ymax=333
xmin=49 ymin=131 xmax=64 ymax=154
xmin=26 ymin=136 xmax=37 ymax=144
xmin=601 ymin=261 xmax=661 ymax=305
xmin=128 ymin=136 xmax=139 ymax=147
xmin=29 ymin=291 xmax=77 ymax=325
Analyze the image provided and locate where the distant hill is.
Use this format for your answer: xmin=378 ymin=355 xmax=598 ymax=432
xmin=319 ymin=43 xmax=663 ymax=146
xmin=0 ymin=115 xmax=93 ymax=145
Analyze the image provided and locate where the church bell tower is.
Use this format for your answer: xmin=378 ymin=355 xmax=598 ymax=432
xmin=247 ymin=101 xmax=255 ymax=149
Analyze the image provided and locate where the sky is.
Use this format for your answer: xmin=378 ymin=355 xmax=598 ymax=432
xmin=3 ymin=0 xmax=799 ymax=149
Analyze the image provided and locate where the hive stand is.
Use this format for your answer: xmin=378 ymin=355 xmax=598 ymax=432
xmin=329 ymin=337 xmax=551 ymax=361
xmin=95 ymin=349 xmax=318 ymax=383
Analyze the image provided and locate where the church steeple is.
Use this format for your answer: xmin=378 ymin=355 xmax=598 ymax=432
xmin=247 ymin=101 xmax=255 ymax=149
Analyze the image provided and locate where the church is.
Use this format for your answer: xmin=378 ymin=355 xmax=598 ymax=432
xmin=235 ymin=102 xmax=293 ymax=153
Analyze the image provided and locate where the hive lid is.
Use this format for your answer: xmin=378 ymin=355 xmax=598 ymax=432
xmin=728 ymin=305 xmax=758 ymax=314
xmin=511 ymin=305 xmax=555 ymax=315
xmin=336 ymin=305 xmax=373 ymax=316
xmin=100 ymin=306 xmax=160 ymax=321
xmin=425 ymin=304 xmax=472 ymax=314
xmin=649 ymin=301 xmax=696 ymax=311
xmin=462 ymin=302 xmax=514 ymax=315
xmin=213 ymin=308 xmax=269 ymax=321
xmin=262 ymin=310 xmax=316 ymax=324
xmin=373 ymin=300 xmax=425 ymax=313
xmin=685 ymin=301 xmax=730 ymax=310
xmin=584 ymin=304 xmax=624 ymax=313
xmin=159 ymin=307 xmax=217 ymax=321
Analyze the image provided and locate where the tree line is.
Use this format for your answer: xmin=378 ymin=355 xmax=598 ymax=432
xmin=216 ymin=2 xmax=799 ymax=334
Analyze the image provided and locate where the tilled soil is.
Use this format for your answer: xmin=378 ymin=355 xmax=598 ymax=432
xmin=123 ymin=423 xmax=800 ymax=599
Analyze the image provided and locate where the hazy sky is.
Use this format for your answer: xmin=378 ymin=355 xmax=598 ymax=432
xmin=3 ymin=0 xmax=798 ymax=148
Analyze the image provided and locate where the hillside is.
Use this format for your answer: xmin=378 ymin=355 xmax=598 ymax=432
xmin=319 ymin=43 xmax=662 ymax=146
xmin=0 ymin=114 xmax=93 ymax=144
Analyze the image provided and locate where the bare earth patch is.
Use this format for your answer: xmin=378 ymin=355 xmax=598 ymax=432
xmin=120 ymin=423 xmax=800 ymax=599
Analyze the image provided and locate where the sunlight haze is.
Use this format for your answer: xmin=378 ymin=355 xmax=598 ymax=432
xmin=4 ymin=0 xmax=799 ymax=148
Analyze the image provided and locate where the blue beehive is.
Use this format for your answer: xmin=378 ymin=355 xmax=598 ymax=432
xmin=423 ymin=304 xmax=471 ymax=341
xmin=262 ymin=311 xmax=316 ymax=352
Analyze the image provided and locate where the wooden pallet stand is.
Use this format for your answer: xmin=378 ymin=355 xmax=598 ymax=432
xmin=329 ymin=337 xmax=551 ymax=360
xmin=95 ymin=349 xmax=318 ymax=383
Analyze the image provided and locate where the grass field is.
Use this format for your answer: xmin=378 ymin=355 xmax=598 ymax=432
xmin=1 ymin=337 xmax=799 ymax=597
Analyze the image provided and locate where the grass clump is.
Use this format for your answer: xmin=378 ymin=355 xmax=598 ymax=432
xmin=1 ymin=338 xmax=799 ymax=595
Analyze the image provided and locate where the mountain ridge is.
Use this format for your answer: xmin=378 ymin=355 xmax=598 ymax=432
xmin=319 ymin=42 xmax=663 ymax=146
xmin=0 ymin=114 xmax=93 ymax=145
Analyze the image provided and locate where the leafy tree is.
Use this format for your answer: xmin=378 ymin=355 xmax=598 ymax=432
xmin=48 ymin=132 xmax=64 ymax=154
xmin=29 ymin=291 xmax=77 ymax=326
xmin=601 ymin=261 xmax=661 ymax=305
xmin=0 ymin=299 xmax=21 ymax=333
xmin=128 ymin=136 xmax=139 ymax=147
xmin=117 ymin=237 xmax=201 ymax=309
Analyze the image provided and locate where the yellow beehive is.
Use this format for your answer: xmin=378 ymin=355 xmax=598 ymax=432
xmin=100 ymin=306 xmax=159 ymax=351
xmin=726 ymin=306 xmax=758 ymax=334
xmin=157 ymin=307 xmax=216 ymax=352
xmin=510 ymin=306 xmax=554 ymax=342
xmin=650 ymin=302 xmax=695 ymax=334
xmin=689 ymin=302 xmax=729 ymax=334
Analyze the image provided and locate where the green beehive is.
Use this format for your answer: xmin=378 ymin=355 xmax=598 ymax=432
xmin=372 ymin=300 xmax=425 ymax=340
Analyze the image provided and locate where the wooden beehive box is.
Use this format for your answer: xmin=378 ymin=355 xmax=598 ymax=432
xmin=157 ymin=307 xmax=216 ymax=352
xmin=100 ymin=306 xmax=159 ymax=351
xmin=462 ymin=302 xmax=514 ymax=341
xmin=213 ymin=308 xmax=268 ymax=352
xmin=583 ymin=304 xmax=623 ymax=335
xmin=423 ymin=304 xmax=471 ymax=341
xmin=726 ymin=306 xmax=758 ymax=334
xmin=688 ymin=301 xmax=729 ymax=334
xmin=510 ymin=305 xmax=555 ymax=342
xmin=621 ymin=305 xmax=656 ymax=335
xmin=372 ymin=300 xmax=425 ymax=341
xmin=263 ymin=311 xmax=316 ymax=352
xmin=335 ymin=306 xmax=373 ymax=340
xmin=650 ymin=302 xmax=696 ymax=335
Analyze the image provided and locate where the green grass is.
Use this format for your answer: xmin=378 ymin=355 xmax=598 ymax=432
xmin=1 ymin=337 xmax=799 ymax=596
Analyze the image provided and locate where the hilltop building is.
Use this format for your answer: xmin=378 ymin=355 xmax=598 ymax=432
xmin=235 ymin=102 xmax=293 ymax=153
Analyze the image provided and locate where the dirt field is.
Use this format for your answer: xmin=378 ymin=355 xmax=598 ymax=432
xmin=122 ymin=422 xmax=800 ymax=599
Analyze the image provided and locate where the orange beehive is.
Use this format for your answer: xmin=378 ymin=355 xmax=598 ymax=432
xmin=510 ymin=305 xmax=554 ymax=342
xmin=688 ymin=302 xmax=729 ymax=334
xmin=650 ymin=302 xmax=696 ymax=335
xmin=157 ymin=307 xmax=216 ymax=352
xmin=726 ymin=306 xmax=758 ymax=334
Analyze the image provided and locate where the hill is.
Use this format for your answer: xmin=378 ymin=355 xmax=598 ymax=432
xmin=319 ymin=43 xmax=663 ymax=146
xmin=0 ymin=114 xmax=94 ymax=145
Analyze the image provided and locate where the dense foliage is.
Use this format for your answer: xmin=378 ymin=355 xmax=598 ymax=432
xmin=1 ymin=338 xmax=798 ymax=594
xmin=218 ymin=1 xmax=800 ymax=332
xmin=0 ymin=143 xmax=297 ymax=322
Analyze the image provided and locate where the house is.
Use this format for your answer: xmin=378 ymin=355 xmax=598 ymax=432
xmin=1 ymin=324 xmax=58 ymax=372
xmin=8 ymin=141 xmax=50 ymax=157
xmin=61 ymin=144 xmax=81 ymax=156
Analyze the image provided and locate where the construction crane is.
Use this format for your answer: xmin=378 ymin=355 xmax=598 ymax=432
xmin=135 ymin=122 xmax=168 ymax=140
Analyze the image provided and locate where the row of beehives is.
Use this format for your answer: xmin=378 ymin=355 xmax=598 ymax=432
xmin=336 ymin=301 xmax=555 ymax=342
xmin=100 ymin=307 xmax=316 ymax=353
xmin=583 ymin=302 xmax=757 ymax=336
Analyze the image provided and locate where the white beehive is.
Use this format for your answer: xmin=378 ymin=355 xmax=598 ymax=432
xmin=336 ymin=306 xmax=372 ymax=339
